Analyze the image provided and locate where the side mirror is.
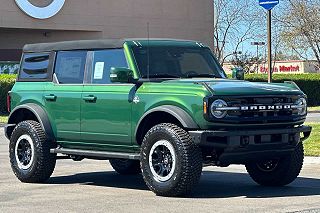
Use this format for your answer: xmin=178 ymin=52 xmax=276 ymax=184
xmin=232 ymin=68 xmax=245 ymax=80
xmin=110 ymin=67 xmax=134 ymax=83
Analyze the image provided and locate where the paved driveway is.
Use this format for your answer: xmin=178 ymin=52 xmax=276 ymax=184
xmin=0 ymin=128 xmax=319 ymax=213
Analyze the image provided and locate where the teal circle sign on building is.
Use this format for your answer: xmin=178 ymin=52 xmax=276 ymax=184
xmin=15 ymin=0 xmax=65 ymax=19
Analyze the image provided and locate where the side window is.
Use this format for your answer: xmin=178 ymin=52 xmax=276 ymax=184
xmin=19 ymin=53 xmax=50 ymax=80
xmin=55 ymin=51 xmax=87 ymax=84
xmin=91 ymin=49 xmax=128 ymax=84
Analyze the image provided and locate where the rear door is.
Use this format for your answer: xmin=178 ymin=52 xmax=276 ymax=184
xmin=44 ymin=51 xmax=87 ymax=145
xmin=81 ymin=49 xmax=134 ymax=151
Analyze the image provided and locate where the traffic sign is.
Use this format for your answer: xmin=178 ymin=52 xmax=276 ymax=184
xmin=251 ymin=42 xmax=266 ymax=46
xmin=259 ymin=0 xmax=279 ymax=11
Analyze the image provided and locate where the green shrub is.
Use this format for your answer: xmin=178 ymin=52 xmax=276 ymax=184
xmin=0 ymin=74 xmax=16 ymax=114
xmin=243 ymin=74 xmax=320 ymax=106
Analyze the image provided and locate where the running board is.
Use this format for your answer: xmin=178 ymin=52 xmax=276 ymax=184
xmin=50 ymin=148 xmax=140 ymax=160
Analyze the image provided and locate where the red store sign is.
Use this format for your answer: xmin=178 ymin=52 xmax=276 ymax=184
xmin=260 ymin=65 xmax=300 ymax=73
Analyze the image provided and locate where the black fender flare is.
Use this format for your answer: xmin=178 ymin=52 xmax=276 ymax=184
xmin=135 ymin=105 xmax=199 ymax=136
xmin=6 ymin=103 xmax=54 ymax=140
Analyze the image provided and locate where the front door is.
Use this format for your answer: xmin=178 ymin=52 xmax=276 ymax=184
xmin=81 ymin=49 xmax=134 ymax=151
xmin=44 ymin=50 xmax=87 ymax=146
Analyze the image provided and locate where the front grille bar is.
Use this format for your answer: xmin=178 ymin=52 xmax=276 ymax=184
xmin=214 ymin=104 xmax=304 ymax=112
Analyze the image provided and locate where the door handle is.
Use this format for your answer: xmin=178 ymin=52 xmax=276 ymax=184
xmin=83 ymin=95 xmax=97 ymax=102
xmin=44 ymin=94 xmax=57 ymax=101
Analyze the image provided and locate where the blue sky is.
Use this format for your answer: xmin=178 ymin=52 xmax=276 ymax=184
xmin=220 ymin=0 xmax=284 ymax=60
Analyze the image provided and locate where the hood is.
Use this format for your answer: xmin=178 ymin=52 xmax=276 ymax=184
xmin=166 ymin=78 xmax=303 ymax=96
xmin=206 ymin=79 xmax=303 ymax=96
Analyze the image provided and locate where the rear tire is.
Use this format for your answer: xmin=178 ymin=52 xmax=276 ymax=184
xmin=245 ymin=142 xmax=304 ymax=186
xmin=140 ymin=123 xmax=202 ymax=197
xmin=9 ymin=120 xmax=56 ymax=183
xmin=109 ymin=159 xmax=141 ymax=175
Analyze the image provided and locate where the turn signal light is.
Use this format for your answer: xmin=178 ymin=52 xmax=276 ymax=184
xmin=203 ymin=101 xmax=207 ymax=114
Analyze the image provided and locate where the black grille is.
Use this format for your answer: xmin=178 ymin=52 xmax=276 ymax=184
xmin=227 ymin=96 xmax=299 ymax=119
xmin=207 ymin=95 xmax=305 ymax=125
xmin=226 ymin=96 xmax=296 ymax=106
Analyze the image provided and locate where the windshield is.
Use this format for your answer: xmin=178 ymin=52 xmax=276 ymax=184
xmin=132 ymin=46 xmax=226 ymax=79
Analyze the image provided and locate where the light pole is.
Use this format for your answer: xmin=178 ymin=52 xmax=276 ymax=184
xmin=251 ymin=42 xmax=266 ymax=74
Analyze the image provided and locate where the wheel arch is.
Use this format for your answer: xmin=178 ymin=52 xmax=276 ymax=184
xmin=135 ymin=105 xmax=198 ymax=145
xmin=6 ymin=103 xmax=54 ymax=141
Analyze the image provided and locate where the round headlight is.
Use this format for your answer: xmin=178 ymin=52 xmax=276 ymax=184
xmin=211 ymin=99 xmax=228 ymax=119
xmin=295 ymin=97 xmax=307 ymax=115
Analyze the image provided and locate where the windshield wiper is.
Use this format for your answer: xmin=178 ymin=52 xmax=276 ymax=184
xmin=184 ymin=73 xmax=216 ymax=78
xmin=141 ymin=74 xmax=180 ymax=79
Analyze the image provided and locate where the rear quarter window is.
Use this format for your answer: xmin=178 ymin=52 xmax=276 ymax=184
xmin=18 ymin=53 xmax=50 ymax=81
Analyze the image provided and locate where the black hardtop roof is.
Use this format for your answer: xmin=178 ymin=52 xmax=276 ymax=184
xmin=23 ymin=38 xmax=201 ymax=53
xmin=23 ymin=39 xmax=125 ymax=53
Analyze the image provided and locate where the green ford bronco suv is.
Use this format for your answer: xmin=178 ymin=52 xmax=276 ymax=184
xmin=5 ymin=39 xmax=312 ymax=197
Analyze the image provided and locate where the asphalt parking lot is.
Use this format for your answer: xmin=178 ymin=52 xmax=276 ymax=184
xmin=0 ymin=127 xmax=319 ymax=213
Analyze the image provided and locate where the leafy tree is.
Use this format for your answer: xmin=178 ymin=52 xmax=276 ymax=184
xmin=277 ymin=0 xmax=320 ymax=66
xmin=213 ymin=0 xmax=262 ymax=66
xmin=230 ymin=52 xmax=263 ymax=74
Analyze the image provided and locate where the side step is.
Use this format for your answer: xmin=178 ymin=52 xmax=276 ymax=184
xmin=50 ymin=148 xmax=140 ymax=160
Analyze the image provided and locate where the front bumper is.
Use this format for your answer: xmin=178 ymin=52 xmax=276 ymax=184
xmin=189 ymin=125 xmax=312 ymax=165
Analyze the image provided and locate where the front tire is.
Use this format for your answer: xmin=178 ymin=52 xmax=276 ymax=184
xmin=140 ymin=123 xmax=202 ymax=197
xmin=245 ymin=142 xmax=304 ymax=186
xmin=9 ymin=120 xmax=56 ymax=183
xmin=109 ymin=159 xmax=141 ymax=175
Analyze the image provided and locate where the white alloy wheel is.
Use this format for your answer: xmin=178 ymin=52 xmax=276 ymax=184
xmin=148 ymin=140 xmax=176 ymax=182
xmin=15 ymin=134 xmax=34 ymax=170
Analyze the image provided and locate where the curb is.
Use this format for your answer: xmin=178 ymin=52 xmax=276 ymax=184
xmin=309 ymin=111 xmax=320 ymax=114
xmin=305 ymin=157 xmax=320 ymax=163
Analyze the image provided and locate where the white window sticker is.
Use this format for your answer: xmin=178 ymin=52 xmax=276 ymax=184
xmin=94 ymin=62 xmax=105 ymax=79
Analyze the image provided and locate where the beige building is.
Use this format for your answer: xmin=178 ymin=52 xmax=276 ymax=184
xmin=223 ymin=60 xmax=320 ymax=74
xmin=0 ymin=0 xmax=214 ymax=62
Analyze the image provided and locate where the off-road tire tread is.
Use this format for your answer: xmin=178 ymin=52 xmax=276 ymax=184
xmin=9 ymin=120 xmax=56 ymax=183
xmin=109 ymin=159 xmax=141 ymax=175
xmin=245 ymin=142 xmax=304 ymax=186
xmin=141 ymin=123 xmax=202 ymax=197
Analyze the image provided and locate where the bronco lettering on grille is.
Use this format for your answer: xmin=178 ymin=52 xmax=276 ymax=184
xmin=240 ymin=105 xmax=292 ymax=111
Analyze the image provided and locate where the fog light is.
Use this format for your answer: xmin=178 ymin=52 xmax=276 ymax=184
xmin=241 ymin=136 xmax=250 ymax=147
